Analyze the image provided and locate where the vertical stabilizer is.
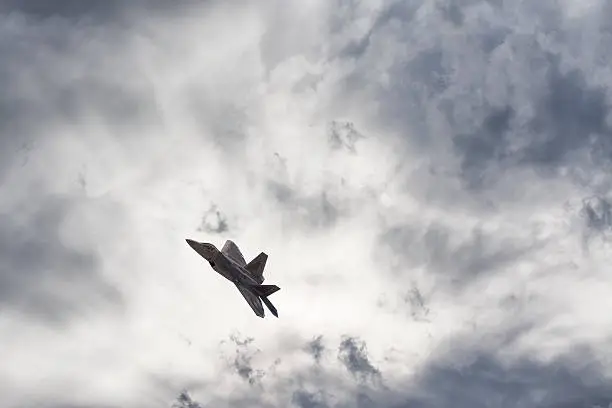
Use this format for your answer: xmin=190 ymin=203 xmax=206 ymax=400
xmin=245 ymin=252 xmax=267 ymax=284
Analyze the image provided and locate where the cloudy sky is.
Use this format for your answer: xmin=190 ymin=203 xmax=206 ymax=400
xmin=2 ymin=0 xmax=612 ymax=407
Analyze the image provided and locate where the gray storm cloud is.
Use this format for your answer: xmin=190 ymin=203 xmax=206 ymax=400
xmin=2 ymin=0 xmax=612 ymax=407
xmin=0 ymin=194 xmax=122 ymax=322
xmin=170 ymin=333 xmax=612 ymax=408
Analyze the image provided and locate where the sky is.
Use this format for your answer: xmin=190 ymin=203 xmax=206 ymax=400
xmin=2 ymin=0 xmax=612 ymax=407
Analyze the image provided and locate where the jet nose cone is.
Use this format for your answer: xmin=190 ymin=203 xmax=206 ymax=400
xmin=186 ymin=239 xmax=198 ymax=249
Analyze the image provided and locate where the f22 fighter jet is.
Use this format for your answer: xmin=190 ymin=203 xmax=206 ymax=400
xmin=186 ymin=239 xmax=279 ymax=318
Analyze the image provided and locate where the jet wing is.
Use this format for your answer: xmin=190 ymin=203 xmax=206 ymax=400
xmin=222 ymin=240 xmax=246 ymax=266
xmin=234 ymin=283 xmax=265 ymax=318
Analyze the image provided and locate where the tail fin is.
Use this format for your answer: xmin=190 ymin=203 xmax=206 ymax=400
xmin=250 ymin=284 xmax=280 ymax=298
xmin=261 ymin=296 xmax=278 ymax=318
xmin=245 ymin=252 xmax=267 ymax=284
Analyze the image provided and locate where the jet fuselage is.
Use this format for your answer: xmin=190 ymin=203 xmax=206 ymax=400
xmin=208 ymin=249 xmax=260 ymax=286
xmin=186 ymin=239 xmax=258 ymax=285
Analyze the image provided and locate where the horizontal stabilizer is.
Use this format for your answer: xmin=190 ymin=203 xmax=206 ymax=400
xmin=250 ymin=284 xmax=280 ymax=298
xmin=261 ymin=296 xmax=278 ymax=318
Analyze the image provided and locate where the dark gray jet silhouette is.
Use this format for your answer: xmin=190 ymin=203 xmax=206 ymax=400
xmin=186 ymin=239 xmax=279 ymax=318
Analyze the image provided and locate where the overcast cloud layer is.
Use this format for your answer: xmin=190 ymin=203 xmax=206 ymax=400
xmin=2 ymin=0 xmax=612 ymax=407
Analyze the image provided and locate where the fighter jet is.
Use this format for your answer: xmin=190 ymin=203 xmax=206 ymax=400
xmin=186 ymin=238 xmax=280 ymax=318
